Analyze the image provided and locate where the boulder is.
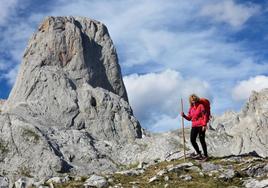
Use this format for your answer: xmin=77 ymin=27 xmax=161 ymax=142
xmin=0 ymin=176 xmax=9 ymax=188
xmin=245 ymin=163 xmax=268 ymax=177
xmin=201 ymin=162 xmax=222 ymax=172
xmin=84 ymin=174 xmax=107 ymax=188
xmin=243 ymin=178 xmax=268 ymax=188
xmin=218 ymin=169 xmax=236 ymax=181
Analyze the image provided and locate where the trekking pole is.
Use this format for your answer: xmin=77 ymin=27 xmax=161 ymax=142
xmin=181 ymin=98 xmax=186 ymax=162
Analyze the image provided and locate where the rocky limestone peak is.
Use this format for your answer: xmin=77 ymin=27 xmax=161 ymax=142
xmin=2 ymin=16 xmax=141 ymax=141
xmin=209 ymin=88 xmax=268 ymax=157
xmin=0 ymin=17 xmax=144 ymax=181
xmin=242 ymin=88 xmax=268 ymax=116
xmin=6 ymin=16 xmax=128 ymax=108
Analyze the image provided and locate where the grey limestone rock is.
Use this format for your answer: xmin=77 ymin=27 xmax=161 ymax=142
xmin=46 ymin=177 xmax=65 ymax=184
xmin=243 ymin=178 xmax=268 ymax=188
xmin=218 ymin=169 xmax=236 ymax=181
xmin=156 ymin=169 xmax=168 ymax=176
xmin=245 ymin=163 xmax=268 ymax=178
xmin=165 ymin=150 xmax=185 ymax=161
xmin=84 ymin=174 xmax=108 ymax=188
xmin=137 ymin=161 xmax=148 ymax=169
xmin=201 ymin=162 xmax=222 ymax=172
xmin=148 ymin=176 xmax=158 ymax=183
xmin=14 ymin=177 xmax=40 ymax=188
xmin=164 ymin=176 xmax=169 ymax=181
xmin=114 ymin=130 xmax=189 ymax=165
xmin=0 ymin=16 xmax=142 ymax=183
xmin=167 ymin=162 xmax=193 ymax=173
xmin=0 ymin=176 xmax=9 ymax=188
xmin=115 ymin=169 xmax=144 ymax=176
xmin=179 ymin=175 xmax=192 ymax=181
xmin=5 ymin=16 xmax=128 ymax=106
xmin=208 ymin=89 xmax=268 ymax=158
xmin=3 ymin=16 xmax=140 ymax=142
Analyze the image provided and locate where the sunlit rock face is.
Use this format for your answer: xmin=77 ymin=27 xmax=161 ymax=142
xmin=0 ymin=16 xmax=142 ymax=181
xmin=208 ymin=88 xmax=268 ymax=158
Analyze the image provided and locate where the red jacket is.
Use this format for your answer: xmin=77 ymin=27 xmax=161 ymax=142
xmin=183 ymin=102 xmax=207 ymax=127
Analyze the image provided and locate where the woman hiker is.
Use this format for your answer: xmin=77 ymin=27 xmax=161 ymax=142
xmin=180 ymin=94 xmax=208 ymax=161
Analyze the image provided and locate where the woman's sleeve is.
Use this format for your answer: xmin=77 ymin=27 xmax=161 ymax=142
xmin=183 ymin=109 xmax=192 ymax=121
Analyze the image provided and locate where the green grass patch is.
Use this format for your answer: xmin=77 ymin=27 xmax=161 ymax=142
xmin=51 ymin=181 xmax=84 ymax=188
xmin=22 ymin=128 xmax=40 ymax=143
xmin=18 ymin=166 xmax=33 ymax=178
xmin=0 ymin=139 xmax=9 ymax=154
xmin=118 ymin=162 xmax=140 ymax=170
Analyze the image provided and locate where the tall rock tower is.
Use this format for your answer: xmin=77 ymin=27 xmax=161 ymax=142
xmin=0 ymin=16 xmax=142 ymax=180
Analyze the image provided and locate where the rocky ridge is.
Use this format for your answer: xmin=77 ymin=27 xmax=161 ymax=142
xmin=207 ymin=89 xmax=268 ymax=157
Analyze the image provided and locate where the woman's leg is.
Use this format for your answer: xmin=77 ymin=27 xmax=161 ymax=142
xmin=190 ymin=127 xmax=201 ymax=155
xmin=199 ymin=128 xmax=208 ymax=157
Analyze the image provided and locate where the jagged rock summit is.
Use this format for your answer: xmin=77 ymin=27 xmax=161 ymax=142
xmin=208 ymin=88 xmax=268 ymax=157
xmin=3 ymin=16 xmax=142 ymax=141
xmin=0 ymin=16 xmax=142 ymax=181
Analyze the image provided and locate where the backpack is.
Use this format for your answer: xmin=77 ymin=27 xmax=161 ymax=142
xmin=199 ymin=98 xmax=211 ymax=124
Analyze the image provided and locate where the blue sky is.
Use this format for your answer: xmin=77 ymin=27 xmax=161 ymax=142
xmin=1 ymin=0 xmax=268 ymax=132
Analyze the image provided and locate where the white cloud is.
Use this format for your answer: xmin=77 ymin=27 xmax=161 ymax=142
xmin=1 ymin=0 xmax=264 ymax=81
xmin=232 ymin=75 xmax=268 ymax=101
xmin=43 ymin=0 xmax=204 ymax=67
xmin=3 ymin=65 xmax=19 ymax=85
xmin=0 ymin=0 xmax=18 ymax=25
xmin=149 ymin=115 xmax=180 ymax=132
xmin=1 ymin=22 xmax=35 ymax=62
xmin=200 ymin=0 xmax=260 ymax=27
xmin=42 ymin=0 xmax=259 ymax=83
xmin=124 ymin=69 xmax=211 ymax=131
xmin=0 ymin=16 xmax=35 ymax=85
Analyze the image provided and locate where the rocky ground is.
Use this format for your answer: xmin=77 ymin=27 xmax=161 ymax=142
xmin=1 ymin=154 xmax=267 ymax=188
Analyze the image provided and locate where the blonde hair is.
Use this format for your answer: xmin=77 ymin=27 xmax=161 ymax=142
xmin=189 ymin=94 xmax=200 ymax=106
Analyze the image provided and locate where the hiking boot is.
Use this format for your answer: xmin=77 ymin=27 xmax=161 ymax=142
xmin=201 ymin=156 xmax=209 ymax=162
xmin=195 ymin=154 xmax=203 ymax=160
xmin=189 ymin=152 xmax=200 ymax=158
xmin=190 ymin=153 xmax=202 ymax=159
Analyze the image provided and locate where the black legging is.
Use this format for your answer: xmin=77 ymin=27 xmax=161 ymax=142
xmin=190 ymin=127 xmax=208 ymax=157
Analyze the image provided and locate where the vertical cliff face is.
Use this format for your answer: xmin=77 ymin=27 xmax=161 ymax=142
xmin=0 ymin=16 xmax=142 ymax=180
xmin=7 ymin=16 xmax=128 ymax=104
xmin=3 ymin=16 xmax=141 ymax=142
